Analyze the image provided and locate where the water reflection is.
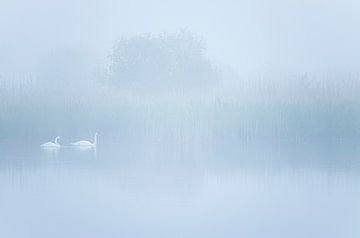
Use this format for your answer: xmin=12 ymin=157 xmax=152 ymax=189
xmin=41 ymin=146 xmax=60 ymax=157
xmin=71 ymin=145 xmax=97 ymax=159
xmin=0 ymin=139 xmax=359 ymax=238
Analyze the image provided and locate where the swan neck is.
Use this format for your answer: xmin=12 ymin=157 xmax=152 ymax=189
xmin=94 ymin=134 xmax=97 ymax=146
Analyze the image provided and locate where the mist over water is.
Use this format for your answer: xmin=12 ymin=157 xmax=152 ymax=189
xmin=1 ymin=139 xmax=360 ymax=238
xmin=1 ymin=0 xmax=360 ymax=237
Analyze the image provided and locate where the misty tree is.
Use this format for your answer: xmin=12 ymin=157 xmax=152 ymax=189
xmin=105 ymin=31 xmax=219 ymax=91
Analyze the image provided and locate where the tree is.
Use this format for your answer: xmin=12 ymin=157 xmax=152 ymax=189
xmin=105 ymin=30 xmax=219 ymax=92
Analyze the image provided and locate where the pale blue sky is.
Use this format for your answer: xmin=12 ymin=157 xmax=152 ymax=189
xmin=1 ymin=0 xmax=360 ymax=73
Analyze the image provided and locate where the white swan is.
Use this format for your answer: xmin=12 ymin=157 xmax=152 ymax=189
xmin=41 ymin=136 xmax=60 ymax=148
xmin=71 ymin=133 xmax=98 ymax=148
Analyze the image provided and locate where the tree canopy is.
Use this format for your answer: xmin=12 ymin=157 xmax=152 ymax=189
xmin=106 ymin=31 xmax=219 ymax=92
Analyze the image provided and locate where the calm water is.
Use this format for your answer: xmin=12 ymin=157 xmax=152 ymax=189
xmin=0 ymin=138 xmax=359 ymax=238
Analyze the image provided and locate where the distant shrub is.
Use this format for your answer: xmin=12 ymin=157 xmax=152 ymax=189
xmin=104 ymin=30 xmax=219 ymax=92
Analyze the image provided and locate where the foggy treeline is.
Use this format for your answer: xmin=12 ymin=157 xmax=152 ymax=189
xmin=1 ymin=0 xmax=360 ymax=147
xmin=1 ymin=30 xmax=360 ymax=145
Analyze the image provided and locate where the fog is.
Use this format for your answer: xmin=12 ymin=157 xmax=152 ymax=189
xmin=2 ymin=0 xmax=360 ymax=73
xmin=1 ymin=1 xmax=360 ymax=238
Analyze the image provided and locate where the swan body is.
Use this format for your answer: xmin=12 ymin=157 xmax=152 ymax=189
xmin=41 ymin=136 xmax=60 ymax=148
xmin=71 ymin=141 xmax=93 ymax=147
xmin=71 ymin=133 xmax=98 ymax=148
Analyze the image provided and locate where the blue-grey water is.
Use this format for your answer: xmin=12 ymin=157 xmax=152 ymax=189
xmin=0 ymin=138 xmax=359 ymax=238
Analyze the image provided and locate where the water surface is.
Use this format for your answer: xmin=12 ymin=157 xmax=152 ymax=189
xmin=0 ymin=139 xmax=359 ymax=238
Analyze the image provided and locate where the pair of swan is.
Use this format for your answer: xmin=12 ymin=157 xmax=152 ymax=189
xmin=41 ymin=133 xmax=98 ymax=148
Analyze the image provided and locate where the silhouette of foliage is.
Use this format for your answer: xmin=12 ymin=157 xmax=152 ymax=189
xmin=107 ymin=31 xmax=219 ymax=91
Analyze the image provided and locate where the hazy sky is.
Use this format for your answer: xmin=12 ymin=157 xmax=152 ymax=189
xmin=1 ymin=0 xmax=360 ymax=74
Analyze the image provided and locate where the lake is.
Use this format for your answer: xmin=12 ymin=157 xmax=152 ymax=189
xmin=0 ymin=138 xmax=359 ymax=238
